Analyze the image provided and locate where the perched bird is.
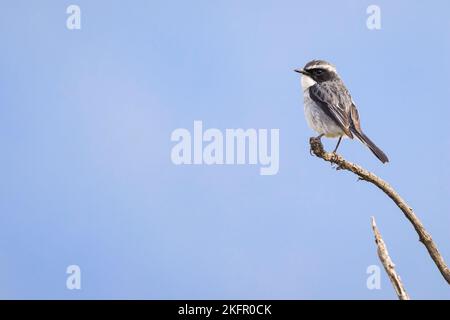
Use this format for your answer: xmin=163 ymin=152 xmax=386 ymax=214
xmin=294 ymin=60 xmax=389 ymax=163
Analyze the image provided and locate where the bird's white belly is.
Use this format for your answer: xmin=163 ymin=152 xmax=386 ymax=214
xmin=303 ymin=93 xmax=344 ymax=138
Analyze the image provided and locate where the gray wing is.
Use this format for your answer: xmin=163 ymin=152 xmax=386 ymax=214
xmin=309 ymin=82 xmax=353 ymax=138
xmin=349 ymin=100 xmax=362 ymax=133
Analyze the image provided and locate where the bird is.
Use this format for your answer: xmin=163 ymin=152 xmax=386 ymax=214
xmin=294 ymin=60 xmax=389 ymax=163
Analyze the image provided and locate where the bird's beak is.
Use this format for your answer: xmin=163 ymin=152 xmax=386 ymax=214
xmin=294 ymin=68 xmax=308 ymax=75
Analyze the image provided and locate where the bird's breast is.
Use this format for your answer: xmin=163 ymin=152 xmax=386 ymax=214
xmin=302 ymin=92 xmax=345 ymax=137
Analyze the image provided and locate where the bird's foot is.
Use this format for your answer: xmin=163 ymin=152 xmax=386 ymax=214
xmin=330 ymin=162 xmax=344 ymax=171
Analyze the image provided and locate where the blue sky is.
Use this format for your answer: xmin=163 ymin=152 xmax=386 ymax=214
xmin=0 ymin=0 xmax=449 ymax=299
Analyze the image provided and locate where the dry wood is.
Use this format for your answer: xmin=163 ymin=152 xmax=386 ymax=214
xmin=371 ymin=217 xmax=410 ymax=300
xmin=309 ymin=136 xmax=450 ymax=285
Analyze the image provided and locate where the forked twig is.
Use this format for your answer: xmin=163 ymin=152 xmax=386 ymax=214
xmin=309 ymin=137 xmax=450 ymax=285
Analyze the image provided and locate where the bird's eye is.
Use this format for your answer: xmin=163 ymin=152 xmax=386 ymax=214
xmin=314 ymin=69 xmax=324 ymax=75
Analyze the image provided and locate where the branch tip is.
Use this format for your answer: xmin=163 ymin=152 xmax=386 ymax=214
xmin=309 ymin=137 xmax=450 ymax=285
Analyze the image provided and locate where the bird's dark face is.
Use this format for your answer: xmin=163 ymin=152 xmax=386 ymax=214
xmin=294 ymin=60 xmax=339 ymax=83
xmin=301 ymin=67 xmax=337 ymax=82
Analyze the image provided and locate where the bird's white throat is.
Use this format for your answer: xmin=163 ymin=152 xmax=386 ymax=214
xmin=301 ymin=74 xmax=316 ymax=91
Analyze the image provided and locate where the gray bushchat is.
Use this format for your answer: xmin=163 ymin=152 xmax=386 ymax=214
xmin=294 ymin=60 xmax=389 ymax=163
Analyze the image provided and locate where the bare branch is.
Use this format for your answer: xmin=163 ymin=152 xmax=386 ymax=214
xmin=309 ymin=136 xmax=450 ymax=285
xmin=371 ymin=217 xmax=410 ymax=300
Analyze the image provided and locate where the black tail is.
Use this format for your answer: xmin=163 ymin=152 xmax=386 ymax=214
xmin=352 ymin=130 xmax=389 ymax=164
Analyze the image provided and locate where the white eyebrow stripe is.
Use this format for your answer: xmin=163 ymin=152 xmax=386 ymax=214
xmin=306 ymin=64 xmax=337 ymax=73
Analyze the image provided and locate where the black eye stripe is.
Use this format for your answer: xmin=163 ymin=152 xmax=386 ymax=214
xmin=307 ymin=68 xmax=325 ymax=75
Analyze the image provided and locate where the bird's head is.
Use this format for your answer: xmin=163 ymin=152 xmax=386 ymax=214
xmin=294 ymin=60 xmax=339 ymax=84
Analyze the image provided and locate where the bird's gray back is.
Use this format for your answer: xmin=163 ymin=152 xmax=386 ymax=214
xmin=308 ymin=79 xmax=354 ymax=137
